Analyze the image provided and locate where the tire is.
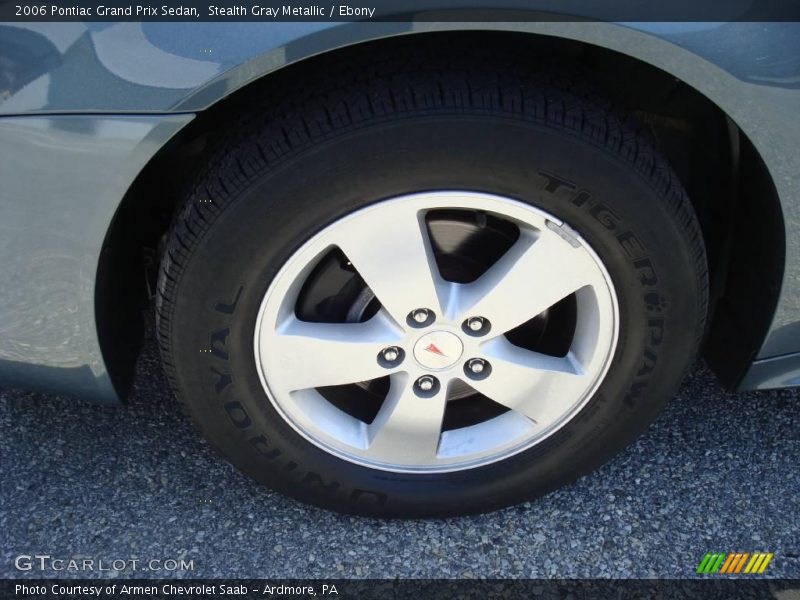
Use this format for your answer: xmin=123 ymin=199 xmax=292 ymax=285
xmin=156 ymin=51 xmax=707 ymax=518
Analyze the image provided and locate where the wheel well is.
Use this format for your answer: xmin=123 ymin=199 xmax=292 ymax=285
xmin=96 ymin=30 xmax=784 ymax=398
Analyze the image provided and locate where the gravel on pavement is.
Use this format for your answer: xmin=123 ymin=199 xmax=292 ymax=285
xmin=1 ymin=330 xmax=798 ymax=579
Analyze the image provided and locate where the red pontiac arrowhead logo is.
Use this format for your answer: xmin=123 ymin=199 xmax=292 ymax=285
xmin=424 ymin=343 xmax=446 ymax=357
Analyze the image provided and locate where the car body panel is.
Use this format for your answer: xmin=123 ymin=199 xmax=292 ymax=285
xmin=741 ymin=352 xmax=800 ymax=390
xmin=0 ymin=114 xmax=193 ymax=402
xmin=0 ymin=19 xmax=799 ymax=400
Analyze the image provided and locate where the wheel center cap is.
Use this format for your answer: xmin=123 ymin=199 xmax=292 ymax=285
xmin=413 ymin=330 xmax=463 ymax=370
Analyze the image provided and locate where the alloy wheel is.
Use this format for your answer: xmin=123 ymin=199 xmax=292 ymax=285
xmin=254 ymin=192 xmax=619 ymax=473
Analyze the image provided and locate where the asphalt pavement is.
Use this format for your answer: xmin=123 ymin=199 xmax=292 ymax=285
xmin=1 ymin=328 xmax=798 ymax=579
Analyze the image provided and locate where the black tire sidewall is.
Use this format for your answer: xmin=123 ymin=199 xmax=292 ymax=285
xmin=167 ymin=116 xmax=703 ymax=516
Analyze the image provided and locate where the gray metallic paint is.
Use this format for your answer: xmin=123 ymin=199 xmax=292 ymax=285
xmin=0 ymin=19 xmax=798 ymax=400
xmin=741 ymin=353 xmax=800 ymax=390
xmin=0 ymin=115 xmax=193 ymax=402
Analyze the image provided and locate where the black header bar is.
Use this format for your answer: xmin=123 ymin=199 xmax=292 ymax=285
xmin=2 ymin=0 xmax=800 ymax=22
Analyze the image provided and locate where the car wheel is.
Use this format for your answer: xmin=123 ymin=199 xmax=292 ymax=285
xmin=156 ymin=56 xmax=707 ymax=517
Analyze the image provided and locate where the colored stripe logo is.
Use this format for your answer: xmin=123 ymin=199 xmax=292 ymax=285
xmin=696 ymin=552 xmax=773 ymax=574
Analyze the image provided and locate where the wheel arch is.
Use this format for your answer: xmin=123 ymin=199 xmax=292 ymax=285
xmin=95 ymin=27 xmax=785 ymax=399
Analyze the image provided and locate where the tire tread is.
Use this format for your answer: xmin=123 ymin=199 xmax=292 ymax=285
xmin=155 ymin=49 xmax=709 ymax=489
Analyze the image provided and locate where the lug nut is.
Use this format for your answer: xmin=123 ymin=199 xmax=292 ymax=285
xmin=468 ymin=358 xmax=486 ymax=374
xmin=464 ymin=358 xmax=491 ymax=379
xmin=412 ymin=309 xmax=430 ymax=323
xmin=416 ymin=375 xmax=436 ymax=392
xmin=407 ymin=308 xmax=435 ymax=328
xmin=463 ymin=316 xmax=491 ymax=336
xmin=467 ymin=317 xmax=485 ymax=332
xmin=378 ymin=346 xmax=404 ymax=367
xmin=383 ymin=347 xmax=400 ymax=362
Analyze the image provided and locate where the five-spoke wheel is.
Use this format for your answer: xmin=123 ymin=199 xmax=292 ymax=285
xmin=255 ymin=192 xmax=618 ymax=472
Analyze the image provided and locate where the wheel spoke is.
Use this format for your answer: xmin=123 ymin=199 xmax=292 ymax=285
xmin=332 ymin=203 xmax=445 ymax=326
xmin=264 ymin=312 xmax=401 ymax=391
xmin=367 ymin=374 xmax=447 ymax=464
xmin=457 ymin=230 xmax=600 ymax=336
xmin=470 ymin=337 xmax=587 ymax=427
